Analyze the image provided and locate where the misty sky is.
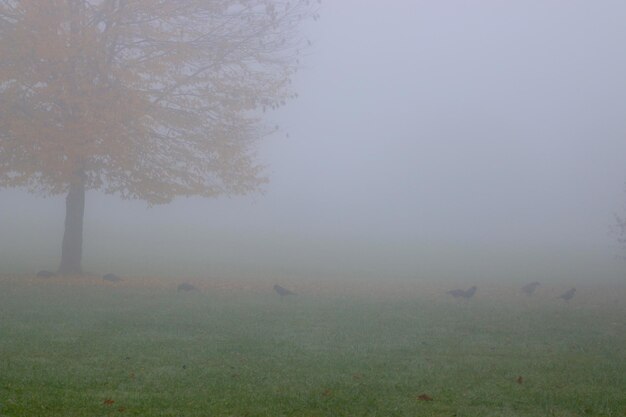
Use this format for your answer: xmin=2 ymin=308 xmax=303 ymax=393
xmin=2 ymin=1 xmax=626 ymax=281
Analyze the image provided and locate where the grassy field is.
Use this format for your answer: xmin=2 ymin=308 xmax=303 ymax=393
xmin=0 ymin=274 xmax=625 ymax=417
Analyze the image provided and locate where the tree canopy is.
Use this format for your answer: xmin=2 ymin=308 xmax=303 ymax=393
xmin=0 ymin=0 xmax=317 ymax=204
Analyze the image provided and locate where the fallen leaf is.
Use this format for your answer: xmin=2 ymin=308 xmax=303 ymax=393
xmin=322 ymin=389 xmax=332 ymax=397
xmin=103 ymin=398 xmax=115 ymax=406
xmin=417 ymin=394 xmax=433 ymax=401
xmin=516 ymin=376 xmax=523 ymax=384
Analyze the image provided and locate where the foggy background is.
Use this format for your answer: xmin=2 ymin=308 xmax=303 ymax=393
xmin=2 ymin=1 xmax=626 ymax=284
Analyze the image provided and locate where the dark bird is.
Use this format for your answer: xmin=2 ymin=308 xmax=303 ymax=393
xmin=102 ymin=273 xmax=122 ymax=282
xmin=521 ymin=281 xmax=540 ymax=296
xmin=177 ymin=283 xmax=198 ymax=292
xmin=447 ymin=286 xmax=477 ymax=299
xmin=558 ymin=287 xmax=576 ymax=301
xmin=273 ymin=284 xmax=296 ymax=296
xmin=447 ymin=289 xmax=466 ymax=298
xmin=36 ymin=270 xmax=56 ymax=278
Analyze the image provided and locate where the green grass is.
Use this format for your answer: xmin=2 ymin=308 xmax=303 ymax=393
xmin=0 ymin=276 xmax=625 ymax=416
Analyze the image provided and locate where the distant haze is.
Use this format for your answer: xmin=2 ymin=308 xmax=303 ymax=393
xmin=2 ymin=1 xmax=626 ymax=283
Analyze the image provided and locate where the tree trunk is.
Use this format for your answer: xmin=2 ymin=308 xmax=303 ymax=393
xmin=58 ymin=174 xmax=86 ymax=275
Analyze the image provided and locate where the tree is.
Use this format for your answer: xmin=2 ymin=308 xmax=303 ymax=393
xmin=0 ymin=0 xmax=318 ymax=275
xmin=613 ymin=210 xmax=626 ymax=256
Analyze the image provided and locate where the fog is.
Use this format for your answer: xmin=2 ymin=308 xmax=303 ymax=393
xmin=2 ymin=1 xmax=626 ymax=284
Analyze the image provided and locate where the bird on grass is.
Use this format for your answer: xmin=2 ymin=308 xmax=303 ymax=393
xmin=102 ymin=273 xmax=122 ymax=282
xmin=521 ymin=281 xmax=540 ymax=296
xmin=273 ymin=284 xmax=296 ymax=297
xmin=177 ymin=282 xmax=198 ymax=292
xmin=447 ymin=286 xmax=477 ymax=299
xmin=558 ymin=287 xmax=576 ymax=302
xmin=36 ymin=270 xmax=56 ymax=278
